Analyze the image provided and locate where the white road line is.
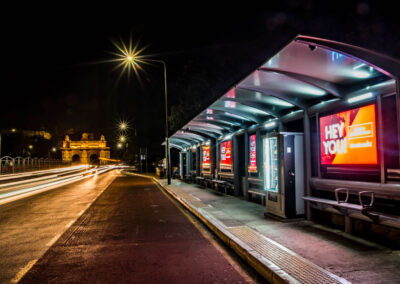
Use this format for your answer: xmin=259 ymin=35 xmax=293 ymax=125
xmin=65 ymin=220 xmax=74 ymax=229
xmin=46 ymin=233 xmax=61 ymax=247
xmin=11 ymin=259 xmax=38 ymax=283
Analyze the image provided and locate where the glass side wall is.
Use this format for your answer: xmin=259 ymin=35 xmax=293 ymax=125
xmin=263 ymin=137 xmax=279 ymax=192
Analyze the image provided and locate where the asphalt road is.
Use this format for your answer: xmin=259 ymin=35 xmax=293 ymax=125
xmin=0 ymin=170 xmax=117 ymax=283
xmin=18 ymin=175 xmax=261 ymax=283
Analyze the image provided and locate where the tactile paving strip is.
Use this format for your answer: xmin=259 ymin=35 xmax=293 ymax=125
xmin=229 ymin=226 xmax=344 ymax=284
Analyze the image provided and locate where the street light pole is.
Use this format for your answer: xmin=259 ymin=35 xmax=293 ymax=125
xmin=111 ymin=41 xmax=171 ymax=185
xmin=148 ymin=59 xmax=171 ymax=185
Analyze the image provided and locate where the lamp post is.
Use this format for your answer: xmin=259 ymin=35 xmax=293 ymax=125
xmin=123 ymin=57 xmax=171 ymax=184
xmin=146 ymin=59 xmax=171 ymax=185
xmin=112 ymin=39 xmax=171 ymax=185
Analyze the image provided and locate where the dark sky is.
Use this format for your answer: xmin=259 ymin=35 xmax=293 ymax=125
xmin=1 ymin=1 xmax=399 ymax=158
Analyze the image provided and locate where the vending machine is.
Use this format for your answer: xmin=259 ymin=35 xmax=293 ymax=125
xmin=263 ymin=132 xmax=304 ymax=219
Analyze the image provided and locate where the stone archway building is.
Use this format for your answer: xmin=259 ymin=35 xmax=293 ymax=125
xmin=61 ymin=133 xmax=110 ymax=164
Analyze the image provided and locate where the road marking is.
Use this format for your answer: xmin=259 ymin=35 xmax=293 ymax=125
xmin=46 ymin=233 xmax=61 ymax=247
xmin=11 ymin=259 xmax=38 ymax=283
xmin=78 ymin=210 xmax=85 ymax=216
xmin=65 ymin=220 xmax=74 ymax=229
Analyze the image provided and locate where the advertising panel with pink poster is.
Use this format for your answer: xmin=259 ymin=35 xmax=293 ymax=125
xmin=248 ymin=134 xmax=257 ymax=172
xmin=220 ymin=140 xmax=232 ymax=169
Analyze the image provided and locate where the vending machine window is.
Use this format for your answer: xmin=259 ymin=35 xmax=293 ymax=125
xmin=263 ymin=136 xmax=279 ymax=192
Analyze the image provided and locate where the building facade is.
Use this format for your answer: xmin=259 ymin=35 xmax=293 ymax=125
xmin=61 ymin=133 xmax=110 ymax=164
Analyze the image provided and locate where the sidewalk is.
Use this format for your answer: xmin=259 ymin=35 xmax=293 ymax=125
xmin=154 ymin=178 xmax=400 ymax=284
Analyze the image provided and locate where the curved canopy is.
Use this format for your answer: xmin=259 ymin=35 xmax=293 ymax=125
xmin=169 ymin=35 xmax=398 ymax=150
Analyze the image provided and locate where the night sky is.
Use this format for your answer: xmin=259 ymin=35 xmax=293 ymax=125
xmin=2 ymin=1 xmax=399 ymax=161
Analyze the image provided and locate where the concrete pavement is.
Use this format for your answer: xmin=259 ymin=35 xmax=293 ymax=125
xmin=152 ymin=177 xmax=400 ymax=284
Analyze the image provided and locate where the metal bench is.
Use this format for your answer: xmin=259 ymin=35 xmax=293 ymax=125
xmin=212 ymin=179 xmax=233 ymax=194
xmin=195 ymin=176 xmax=206 ymax=186
xmin=196 ymin=176 xmax=213 ymax=188
xmin=248 ymin=189 xmax=266 ymax=205
xmin=303 ymin=188 xmax=400 ymax=232
xmin=184 ymin=173 xmax=194 ymax=183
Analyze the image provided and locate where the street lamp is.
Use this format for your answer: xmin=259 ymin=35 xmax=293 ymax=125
xmin=112 ymin=39 xmax=171 ymax=185
xmin=119 ymin=135 xmax=126 ymax=143
xmin=119 ymin=122 xmax=128 ymax=131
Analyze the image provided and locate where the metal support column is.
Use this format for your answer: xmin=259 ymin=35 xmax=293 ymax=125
xmin=211 ymin=140 xmax=216 ymax=179
xmin=316 ymin=114 xmax=322 ymax=178
xmin=377 ymin=95 xmax=386 ymax=183
xmin=303 ymin=111 xmax=312 ymax=220
xmin=396 ymin=79 xmax=400 ymax=167
xmin=216 ymin=140 xmax=220 ymax=178
xmin=233 ymin=135 xmax=240 ymax=197
xmin=244 ymin=132 xmax=250 ymax=200
xmin=195 ymin=146 xmax=200 ymax=177
xmin=186 ymin=151 xmax=191 ymax=176
xmin=179 ymin=152 xmax=183 ymax=179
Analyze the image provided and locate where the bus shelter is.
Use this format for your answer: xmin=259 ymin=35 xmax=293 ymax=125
xmin=166 ymin=35 xmax=400 ymax=233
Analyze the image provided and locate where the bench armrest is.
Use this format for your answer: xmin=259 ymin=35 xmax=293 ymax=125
xmin=359 ymin=191 xmax=375 ymax=208
xmin=335 ymin=188 xmax=349 ymax=204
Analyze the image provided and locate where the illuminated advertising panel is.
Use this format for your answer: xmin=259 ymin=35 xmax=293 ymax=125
xmin=319 ymin=104 xmax=377 ymax=165
xmin=202 ymin=146 xmax=210 ymax=168
xmin=220 ymin=140 xmax=232 ymax=168
xmin=248 ymin=134 xmax=257 ymax=172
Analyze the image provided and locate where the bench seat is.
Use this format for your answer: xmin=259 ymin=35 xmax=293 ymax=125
xmin=248 ymin=189 xmax=266 ymax=205
xmin=303 ymin=196 xmax=400 ymax=230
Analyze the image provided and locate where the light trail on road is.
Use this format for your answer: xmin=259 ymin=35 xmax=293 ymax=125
xmin=0 ymin=165 xmax=87 ymax=181
xmin=0 ymin=167 xmax=88 ymax=189
xmin=0 ymin=165 xmax=116 ymax=205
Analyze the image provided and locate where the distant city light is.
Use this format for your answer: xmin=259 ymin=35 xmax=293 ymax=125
xmin=52 ymin=147 xmax=57 ymax=152
xmin=28 ymin=145 xmax=33 ymax=149
xmin=119 ymin=136 xmax=126 ymax=142
xmin=11 ymin=128 xmax=16 ymax=132
xmin=119 ymin=121 xmax=128 ymax=130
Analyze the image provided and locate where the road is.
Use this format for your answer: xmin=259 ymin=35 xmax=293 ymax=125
xmin=11 ymin=174 xmax=265 ymax=283
xmin=0 ymin=168 xmax=117 ymax=283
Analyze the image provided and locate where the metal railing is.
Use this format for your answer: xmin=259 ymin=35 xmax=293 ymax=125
xmin=0 ymin=156 xmax=68 ymax=174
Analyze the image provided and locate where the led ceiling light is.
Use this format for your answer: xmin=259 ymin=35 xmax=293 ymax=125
xmin=347 ymin=92 xmax=373 ymax=103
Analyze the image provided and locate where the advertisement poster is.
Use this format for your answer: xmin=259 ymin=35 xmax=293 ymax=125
xmin=319 ymin=104 xmax=377 ymax=165
xmin=248 ymin=134 xmax=257 ymax=172
xmin=220 ymin=140 xmax=232 ymax=166
xmin=202 ymin=146 xmax=210 ymax=166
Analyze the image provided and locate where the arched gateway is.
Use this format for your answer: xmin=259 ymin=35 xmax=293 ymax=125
xmin=61 ymin=133 xmax=110 ymax=164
